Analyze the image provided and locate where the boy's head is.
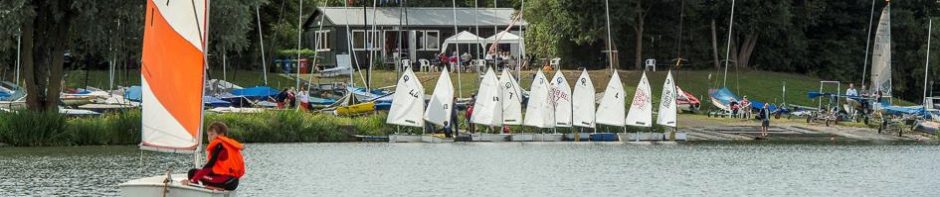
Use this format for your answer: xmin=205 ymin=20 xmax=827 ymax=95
xmin=208 ymin=122 xmax=228 ymax=139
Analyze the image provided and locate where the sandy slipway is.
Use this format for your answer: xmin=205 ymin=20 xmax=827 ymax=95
xmin=675 ymin=115 xmax=936 ymax=143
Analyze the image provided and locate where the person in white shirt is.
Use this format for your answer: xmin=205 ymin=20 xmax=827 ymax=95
xmin=846 ymin=83 xmax=859 ymax=97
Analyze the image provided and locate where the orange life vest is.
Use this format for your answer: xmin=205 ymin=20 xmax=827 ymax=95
xmin=206 ymin=136 xmax=245 ymax=178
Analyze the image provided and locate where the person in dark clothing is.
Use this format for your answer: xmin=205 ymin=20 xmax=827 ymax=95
xmin=759 ymin=104 xmax=771 ymax=137
xmin=446 ymin=97 xmax=460 ymax=138
xmin=275 ymin=88 xmax=289 ymax=109
xmin=184 ymin=122 xmax=245 ymax=190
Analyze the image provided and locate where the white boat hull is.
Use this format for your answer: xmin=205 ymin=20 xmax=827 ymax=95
xmin=510 ymin=134 xmax=534 ymax=142
xmin=471 ymin=133 xmax=510 ymax=142
xmin=420 ymin=135 xmax=453 ymax=143
xmin=389 ymin=134 xmax=422 ymax=143
xmin=533 ymin=133 xmax=564 ymax=141
xmin=119 ymin=174 xmax=236 ymax=197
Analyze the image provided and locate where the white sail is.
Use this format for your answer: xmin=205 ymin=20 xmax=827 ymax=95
xmin=550 ymin=71 xmax=572 ymax=127
xmin=386 ymin=67 xmax=425 ymax=127
xmin=657 ymin=71 xmax=677 ymax=127
xmin=471 ymin=68 xmax=503 ymax=127
xmin=870 ymin=4 xmax=892 ymax=97
xmin=523 ymin=71 xmax=555 ymax=128
xmin=424 ymin=67 xmax=455 ymax=127
xmin=626 ymin=72 xmax=653 ymax=127
xmin=595 ymin=71 xmax=626 ymax=126
xmin=572 ymin=69 xmax=596 ymax=128
xmin=499 ymin=69 xmax=523 ymax=125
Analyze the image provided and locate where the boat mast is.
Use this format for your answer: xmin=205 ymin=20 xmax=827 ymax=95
xmin=15 ymin=28 xmax=21 ymax=87
xmin=519 ymin=0 xmax=525 ymax=80
xmin=256 ymin=5 xmax=269 ymax=86
xmin=192 ymin=0 xmax=211 ymax=168
xmin=604 ymin=0 xmax=613 ymax=71
xmin=923 ymin=18 xmax=932 ymax=117
xmin=453 ymin=0 xmax=462 ymax=98
xmin=861 ymin=0 xmax=876 ymax=89
xmin=722 ymin=0 xmax=736 ymax=87
xmin=307 ymin=5 xmax=327 ymax=91
xmin=296 ymin=0 xmax=303 ymax=100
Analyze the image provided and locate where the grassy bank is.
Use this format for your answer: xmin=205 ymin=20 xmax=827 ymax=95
xmin=0 ymin=110 xmax=397 ymax=146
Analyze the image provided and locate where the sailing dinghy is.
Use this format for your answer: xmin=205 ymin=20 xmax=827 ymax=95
xmin=519 ymin=70 xmax=554 ymax=141
xmin=470 ymin=68 xmax=522 ymax=142
xmin=656 ymin=71 xmax=685 ymax=142
xmin=623 ymin=72 xmax=654 ymax=143
xmin=387 ymin=67 xmax=425 ymax=142
xmin=538 ymin=71 xmax=571 ymax=141
xmin=570 ymin=69 xmax=596 ymax=140
xmin=594 ymin=71 xmax=626 ymax=141
xmin=470 ymin=68 xmax=511 ymax=141
xmin=420 ymin=67 xmax=456 ymax=143
xmin=119 ymin=0 xmax=235 ymax=196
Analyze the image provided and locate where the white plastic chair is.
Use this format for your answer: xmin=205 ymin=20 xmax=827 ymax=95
xmin=419 ymin=59 xmax=432 ymax=72
xmin=645 ymin=58 xmax=656 ymax=72
xmin=550 ymin=58 xmax=561 ymax=70
xmin=401 ymin=59 xmax=412 ymax=71
xmin=474 ymin=60 xmax=486 ymax=73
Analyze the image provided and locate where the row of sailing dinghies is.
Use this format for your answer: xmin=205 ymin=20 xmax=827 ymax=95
xmin=386 ymin=66 xmax=680 ymax=135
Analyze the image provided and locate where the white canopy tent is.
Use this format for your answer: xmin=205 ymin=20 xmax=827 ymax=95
xmin=485 ymin=31 xmax=524 ymax=59
xmin=440 ymin=31 xmax=486 ymax=54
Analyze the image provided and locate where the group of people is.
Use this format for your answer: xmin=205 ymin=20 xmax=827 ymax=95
xmin=430 ymin=50 xmax=518 ymax=73
xmin=273 ymin=87 xmax=310 ymax=110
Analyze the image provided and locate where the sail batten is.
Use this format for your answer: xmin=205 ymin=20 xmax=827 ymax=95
xmin=140 ymin=0 xmax=209 ymax=152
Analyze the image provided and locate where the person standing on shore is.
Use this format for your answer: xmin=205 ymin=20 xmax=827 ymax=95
xmin=759 ymin=104 xmax=770 ymax=137
xmin=466 ymin=93 xmax=476 ymax=134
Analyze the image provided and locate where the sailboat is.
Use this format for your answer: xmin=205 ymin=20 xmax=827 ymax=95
xmin=623 ymin=72 xmax=653 ymax=143
xmin=538 ymin=70 xmax=571 ymax=141
xmin=870 ymin=3 xmax=892 ymax=101
xmin=657 ymin=71 xmax=683 ymax=142
xmin=520 ymin=70 xmax=554 ymax=141
xmin=499 ymin=69 xmax=523 ymax=126
xmin=386 ymin=67 xmax=425 ymax=128
xmin=571 ymin=69 xmax=596 ymax=141
xmin=470 ymin=67 xmax=504 ymax=128
xmin=421 ymin=67 xmax=455 ymax=143
xmin=595 ymin=71 xmax=626 ymax=141
xmin=119 ymin=0 xmax=233 ymax=196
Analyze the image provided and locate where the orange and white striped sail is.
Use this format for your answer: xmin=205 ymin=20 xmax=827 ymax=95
xmin=140 ymin=0 xmax=209 ymax=152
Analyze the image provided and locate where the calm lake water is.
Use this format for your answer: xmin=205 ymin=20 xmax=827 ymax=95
xmin=1 ymin=142 xmax=938 ymax=196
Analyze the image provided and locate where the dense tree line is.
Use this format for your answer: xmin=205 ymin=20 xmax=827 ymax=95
xmin=0 ymin=0 xmax=938 ymax=111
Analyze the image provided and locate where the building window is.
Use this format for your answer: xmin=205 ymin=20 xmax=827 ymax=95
xmin=424 ymin=30 xmax=440 ymax=51
xmin=352 ymin=30 xmax=365 ymax=50
xmin=315 ymin=30 xmax=330 ymax=52
xmin=353 ymin=30 xmax=381 ymax=51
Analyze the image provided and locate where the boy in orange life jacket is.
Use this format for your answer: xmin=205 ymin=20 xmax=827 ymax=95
xmin=183 ymin=122 xmax=245 ymax=190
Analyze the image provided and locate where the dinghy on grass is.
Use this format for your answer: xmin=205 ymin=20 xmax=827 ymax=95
xmin=594 ymin=71 xmax=626 ymax=141
xmin=119 ymin=0 xmax=237 ymax=196
xmin=569 ymin=69 xmax=595 ymax=141
xmin=622 ymin=72 xmax=654 ymax=144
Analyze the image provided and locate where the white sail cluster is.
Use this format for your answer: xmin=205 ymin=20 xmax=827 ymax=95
xmin=387 ymin=68 xmax=681 ymax=132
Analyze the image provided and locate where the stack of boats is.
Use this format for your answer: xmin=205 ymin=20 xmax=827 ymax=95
xmin=386 ymin=66 xmax=686 ymax=143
